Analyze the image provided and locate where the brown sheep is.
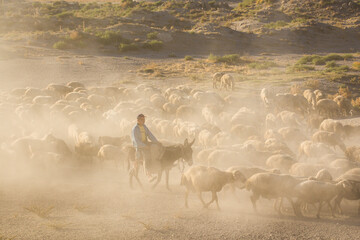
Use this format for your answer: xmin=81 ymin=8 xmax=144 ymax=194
xmin=334 ymin=95 xmax=352 ymax=117
xmin=219 ymin=74 xmax=234 ymax=91
xmin=312 ymin=130 xmax=346 ymax=152
xmin=316 ymin=99 xmax=340 ymax=118
xmin=212 ymin=72 xmax=225 ymax=89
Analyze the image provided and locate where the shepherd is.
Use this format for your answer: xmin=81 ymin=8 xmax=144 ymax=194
xmin=131 ymin=113 xmax=160 ymax=182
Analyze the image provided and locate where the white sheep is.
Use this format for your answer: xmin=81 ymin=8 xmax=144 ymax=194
xmin=181 ymin=165 xmax=246 ymax=209
xmin=245 ymin=172 xmax=302 ymax=215
xmin=294 ymin=179 xmax=350 ymax=218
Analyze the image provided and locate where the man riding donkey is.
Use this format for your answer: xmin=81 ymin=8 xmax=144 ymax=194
xmin=131 ymin=113 xmax=163 ymax=182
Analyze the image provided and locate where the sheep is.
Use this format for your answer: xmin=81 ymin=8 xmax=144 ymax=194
xmin=32 ymin=96 xmax=55 ymax=105
xmin=294 ymin=179 xmax=351 ymax=218
xmin=97 ymin=144 xmax=125 ymax=168
xmin=277 ymin=127 xmax=307 ymax=145
xmin=245 ymin=172 xmax=302 ymax=215
xmin=277 ymin=111 xmax=303 ymax=127
xmin=226 ymin=166 xmax=280 ymax=191
xmin=98 ymin=135 xmax=130 ymax=147
xmin=265 ymin=113 xmax=277 ymax=129
xmin=316 ymin=99 xmax=340 ymax=118
xmin=333 ymin=95 xmax=352 ymax=116
xmin=312 ymin=131 xmax=346 ymax=152
xmin=212 ymin=72 xmax=225 ymax=89
xmin=319 ymin=119 xmax=345 ymax=138
xmin=290 ymin=162 xmax=326 ymax=178
xmin=303 ymin=89 xmax=316 ymax=109
xmin=343 ymin=125 xmax=360 ymax=139
xmin=333 ymin=171 xmax=360 ymax=215
xmin=298 ymin=140 xmax=335 ymax=161
xmin=197 ymin=129 xmax=214 ymax=148
xmin=306 ymin=113 xmax=325 ymax=132
xmin=219 ymin=74 xmax=234 ymax=91
xmin=67 ymin=81 xmax=85 ymax=89
xmin=265 ymin=154 xmax=296 ymax=173
xmin=260 ymin=88 xmax=274 ymax=108
xmin=345 ymin=146 xmax=360 ymax=163
xmin=314 ymin=89 xmax=325 ymax=102
xmin=231 ymin=124 xmax=258 ymax=140
xmin=181 ymin=165 xmax=246 ymax=209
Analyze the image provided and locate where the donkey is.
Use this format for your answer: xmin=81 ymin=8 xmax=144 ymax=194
xmin=128 ymin=138 xmax=195 ymax=191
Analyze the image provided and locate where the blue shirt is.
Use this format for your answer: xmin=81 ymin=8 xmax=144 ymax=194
xmin=131 ymin=124 xmax=158 ymax=148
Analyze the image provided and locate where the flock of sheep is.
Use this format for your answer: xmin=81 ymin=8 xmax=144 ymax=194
xmin=1 ymin=76 xmax=360 ymax=219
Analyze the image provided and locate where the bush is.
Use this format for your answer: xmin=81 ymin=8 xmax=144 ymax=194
xmin=296 ymin=55 xmax=321 ymax=65
xmin=119 ymin=43 xmax=138 ymax=52
xmin=184 ymin=55 xmax=194 ymax=61
xmin=53 ymin=41 xmax=69 ymax=50
xmin=248 ymin=61 xmax=278 ymax=69
xmin=147 ymin=32 xmax=158 ymax=40
xmin=352 ymin=62 xmax=360 ymax=70
xmin=168 ymin=53 xmax=177 ymax=58
xmin=312 ymin=57 xmax=326 ymax=65
xmin=143 ymin=40 xmax=163 ymax=50
xmin=69 ymin=31 xmax=83 ymax=40
xmin=323 ymin=53 xmax=344 ymax=61
xmin=208 ymin=53 xmax=242 ymax=65
xmin=343 ymin=54 xmax=354 ymax=60
xmin=303 ymin=79 xmax=320 ymax=89
xmin=325 ymin=61 xmax=337 ymax=68
xmin=96 ymin=31 xmax=127 ymax=45
xmin=264 ymin=20 xmax=288 ymax=29
xmin=288 ymin=64 xmax=315 ymax=72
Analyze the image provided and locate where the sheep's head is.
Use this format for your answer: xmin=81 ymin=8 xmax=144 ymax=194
xmin=315 ymin=169 xmax=333 ymax=181
xmin=337 ymin=180 xmax=353 ymax=192
xmin=232 ymin=170 xmax=246 ymax=184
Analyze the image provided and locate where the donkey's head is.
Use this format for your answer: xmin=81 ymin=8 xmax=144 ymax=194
xmin=182 ymin=138 xmax=195 ymax=166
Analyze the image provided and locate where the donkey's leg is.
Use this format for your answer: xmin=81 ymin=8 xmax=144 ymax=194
xmin=165 ymin=170 xmax=171 ymax=191
xmin=152 ymin=170 xmax=163 ymax=189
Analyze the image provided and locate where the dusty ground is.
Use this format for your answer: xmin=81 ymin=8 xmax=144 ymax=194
xmin=1 ymin=41 xmax=360 ymax=240
xmin=1 ymin=162 xmax=360 ymax=240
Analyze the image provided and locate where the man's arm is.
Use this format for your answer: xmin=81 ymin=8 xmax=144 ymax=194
xmin=145 ymin=125 xmax=158 ymax=143
xmin=132 ymin=126 xmax=147 ymax=148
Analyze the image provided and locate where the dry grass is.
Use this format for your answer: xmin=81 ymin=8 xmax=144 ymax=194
xmin=24 ymin=204 xmax=55 ymax=218
xmin=137 ymin=59 xmax=247 ymax=78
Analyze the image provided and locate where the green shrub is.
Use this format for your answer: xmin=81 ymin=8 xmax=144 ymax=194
xmin=143 ymin=40 xmax=163 ymax=50
xmin=119 ymin=43 xmax=138 ymax=52
xmin=323 ymin=53 xmax=344 ymax=61
xmin=264 ymin=20 xmax=288 ymax=29
xmin=184 ymin=55 xmax=193 ymax=61
xmin=147 ymin=32 xmax=158 ymax=40
xmin=343 ymin=54 xmax=354 ymax=60
xmin=288 ymin=64 xmax=315 ymax=72
xmin=96 ymin=31 xmax=128 ymax=45
xmin=312 ymin=57 xmax=326 ymax=65
xmin=248 ymin=61 xmax=278 ymax=69
xmin=325 ymin=60 xmax=337 ymax=68
xmin=296 ymin=55 xmax=321 ymax=65
xmin=208 ymin=53 xmax=242 ymax=65
xmin=53 ymin=41 xmax=69 ymax=50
